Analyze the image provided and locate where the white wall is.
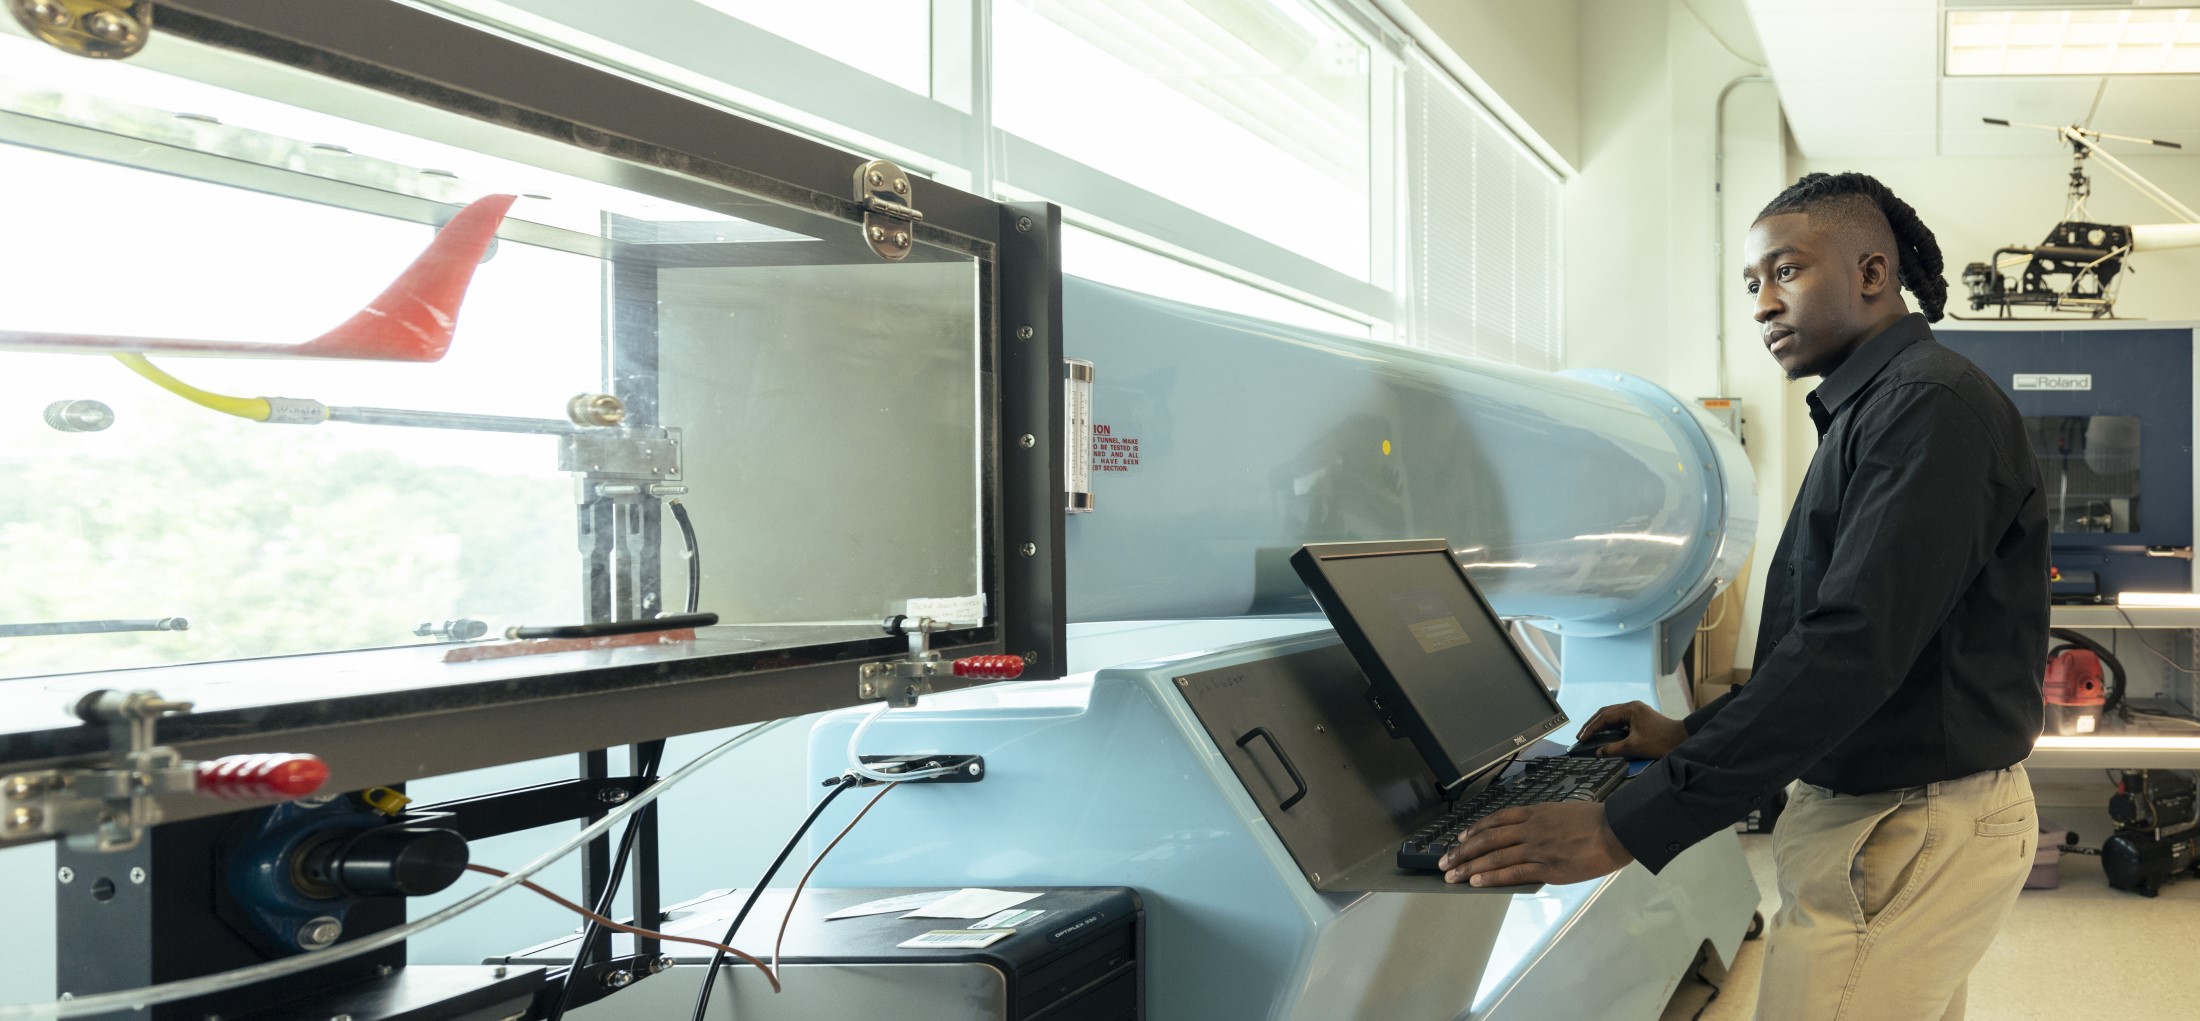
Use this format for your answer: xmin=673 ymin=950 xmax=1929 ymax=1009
xmin=1568 ymin=0 xmax=1802 ymax=669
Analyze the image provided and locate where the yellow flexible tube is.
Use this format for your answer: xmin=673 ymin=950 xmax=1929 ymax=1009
xmin=111 ymin=353 xmax=273 ymax=422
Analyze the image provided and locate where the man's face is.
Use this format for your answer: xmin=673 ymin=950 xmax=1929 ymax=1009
xmin=1742 ymin=212 xmax=1870 ymax=380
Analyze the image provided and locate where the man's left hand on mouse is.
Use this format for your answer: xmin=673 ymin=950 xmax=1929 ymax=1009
xmin=1438 ymin=801 xmax=1634 ymax=887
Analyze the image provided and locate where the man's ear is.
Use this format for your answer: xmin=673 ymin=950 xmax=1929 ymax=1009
xmin=1858 ymin=250 xmax=1893 ymax=299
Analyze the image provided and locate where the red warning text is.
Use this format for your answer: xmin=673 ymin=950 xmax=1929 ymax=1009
xmin=1092 ymin=423 xmax=1140 ymax=473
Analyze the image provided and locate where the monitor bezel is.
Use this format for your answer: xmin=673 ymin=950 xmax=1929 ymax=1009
xmin=1291 ymin=538 xmax=1569 ymax=790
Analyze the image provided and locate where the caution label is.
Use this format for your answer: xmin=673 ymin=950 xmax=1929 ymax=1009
xmin=1092 ymin=423 xmax=1141 ymax=474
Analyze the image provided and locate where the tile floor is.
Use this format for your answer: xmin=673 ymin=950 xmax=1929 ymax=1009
xmin=1658 ymin=808 xmax=2200 ymax=1021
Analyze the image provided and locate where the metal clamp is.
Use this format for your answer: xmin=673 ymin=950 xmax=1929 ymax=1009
xmin=855 ymin=158 xmax=923 ymax=262
xmin=4 ymin=690 xmax=191 ymax=851
xmin=1 ymin=689 xmax=328 ymax=851
xmin=859 ymin=619 xmax=1026 ymax=707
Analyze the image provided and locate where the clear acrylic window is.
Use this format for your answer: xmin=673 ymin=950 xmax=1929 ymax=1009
xmin=0 ymin=27 xmax=984 ymax=684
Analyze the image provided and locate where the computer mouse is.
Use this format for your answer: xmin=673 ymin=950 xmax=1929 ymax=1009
xmin=1567 ymin=725 xmax=1630 ymax=758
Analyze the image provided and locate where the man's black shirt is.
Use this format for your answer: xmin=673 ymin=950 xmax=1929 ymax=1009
xmin=1605 ymin=313 xmax=2048 ymax=872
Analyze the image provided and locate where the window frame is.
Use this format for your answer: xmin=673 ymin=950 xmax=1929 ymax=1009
xmin=414 ymin=0 xmax=1560 ymax=362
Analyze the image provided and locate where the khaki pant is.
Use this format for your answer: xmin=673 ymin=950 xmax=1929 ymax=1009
xmin=1752 ymin=765 xmax=2034 ymax=1021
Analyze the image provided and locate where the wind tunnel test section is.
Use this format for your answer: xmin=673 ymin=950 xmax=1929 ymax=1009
xmin=2 ymin=31 xmax=984 ymax=678
xmin=0 ymin=1 xmax=1060 ymax=817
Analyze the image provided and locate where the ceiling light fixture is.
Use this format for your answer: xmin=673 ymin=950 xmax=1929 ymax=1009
xmin=1948 ymin=7 xmax=2200 ymax=75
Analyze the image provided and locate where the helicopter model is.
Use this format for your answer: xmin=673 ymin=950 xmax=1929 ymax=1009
xmin=1962 ymin=116 xmax=2200 ymax=319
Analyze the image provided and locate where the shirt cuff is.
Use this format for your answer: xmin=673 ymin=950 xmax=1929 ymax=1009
xmin=1602 ymin=759 xmax=1716 ymax=874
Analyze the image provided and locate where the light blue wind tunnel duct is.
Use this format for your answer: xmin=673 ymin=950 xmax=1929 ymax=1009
xmin=1061 ymin=277 xmax=1755 ymax=639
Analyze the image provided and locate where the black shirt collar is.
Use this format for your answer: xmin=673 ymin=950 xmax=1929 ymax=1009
xmin=1807 ymin=312 xmax=1931 ymax=429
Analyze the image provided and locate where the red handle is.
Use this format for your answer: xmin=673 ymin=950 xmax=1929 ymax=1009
xmin=951 ymin=654 xmax=1026 ymax=680
xmin=195 ymin=753 xmax=330 ymax=800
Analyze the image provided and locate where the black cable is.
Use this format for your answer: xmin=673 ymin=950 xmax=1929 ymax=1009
xmin=540 ymin=814 xmax=647 ymax=1021
xmin=1686 ymin=951 xmax=1722 ymax=1021
xmin=507 ymin=612 xmax=717 ymax=641
xmin=669 ymin=499 xmax=701 ymax=616
xmin=688 ymin=775 xmax=861 ymax=1021
xmin=2122 ymin=705 xmax=2200 ymax=730
xmin=543 ymin=740 xmax=667 ymax=1021
xmin=1442 ymin=752 xmax=1521 ymax=804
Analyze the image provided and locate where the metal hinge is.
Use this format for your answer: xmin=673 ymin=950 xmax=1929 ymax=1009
xmin=855 ymin=158 xmax=923 ymax=262
xmin=9 ymin=0 xmax=151 ymax=59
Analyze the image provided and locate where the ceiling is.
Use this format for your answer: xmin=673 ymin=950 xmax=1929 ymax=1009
xmin=1743 ymin=0 xmax=2200 ymax=158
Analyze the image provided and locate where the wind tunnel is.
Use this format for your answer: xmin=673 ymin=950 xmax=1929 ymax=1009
xmin=1062 ymin=277 xmax=1756 ymax=650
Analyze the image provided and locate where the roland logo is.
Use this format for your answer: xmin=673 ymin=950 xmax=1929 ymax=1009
xmin=2014 ymin=373 xmax=2092 ymax=391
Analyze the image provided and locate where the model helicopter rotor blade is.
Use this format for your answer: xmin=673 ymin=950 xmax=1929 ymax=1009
xmin=1988 ymin=117 xmax=2186 ymax=151
xmin=1982 ymin=117 xmax=2065 ymax=132
xmin=2087 ymin=129 xmax=2182 ymax=149
xmin=2080 ymin=78 xmax=2109 ymax=133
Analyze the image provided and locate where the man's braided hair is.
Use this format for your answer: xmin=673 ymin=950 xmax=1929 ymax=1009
xmin=1754 ymin=172 xmax=1947 ymax=322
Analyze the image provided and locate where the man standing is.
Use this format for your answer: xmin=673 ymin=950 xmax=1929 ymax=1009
xmin=1438 ymin=171 xmax=2048 ymax=1021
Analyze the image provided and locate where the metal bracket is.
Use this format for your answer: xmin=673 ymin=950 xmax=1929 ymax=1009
xmin=8 ymin=0 xmax=151 ymax=59
xmin=3 ymin=689 xmax=194 ymax=851
xmin=850 ymin=754 xmax=986 ymax=785
xmin=558 ymin=428 xmax=682 ymax=481
xmin=860 ymin=616 xmax=945 ymax=707
xmin=858 ymin=660 xmax=939 ymax=708
xmin=855 ymin=158 xmax=923 ymax=262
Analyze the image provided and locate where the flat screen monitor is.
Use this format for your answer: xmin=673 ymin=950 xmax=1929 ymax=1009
xmin=1291 ymin=539 xmax=1569 ymax=790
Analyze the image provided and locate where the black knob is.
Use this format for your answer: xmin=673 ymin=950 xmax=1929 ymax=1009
xmin=2110 ymin=793 xmax=2139 ymax=824
xmin=333 ymin=826 xmax=469 ymax=897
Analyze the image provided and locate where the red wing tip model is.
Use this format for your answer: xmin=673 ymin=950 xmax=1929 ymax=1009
xmin=0 ymin=193 xmax=519 ymax=362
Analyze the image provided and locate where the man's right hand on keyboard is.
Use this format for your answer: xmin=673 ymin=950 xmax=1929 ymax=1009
xmin=1575 ymin=701 xmax=1687 ymax=760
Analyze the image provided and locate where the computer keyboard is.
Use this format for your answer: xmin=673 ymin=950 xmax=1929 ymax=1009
xmin=1397 ymin=755 xmax=1631 ymax=871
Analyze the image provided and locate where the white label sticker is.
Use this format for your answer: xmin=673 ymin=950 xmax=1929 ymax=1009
xmin=903 ymin=595 xmax=988 ymax=626
xmin=2014 ymin=373 xmax=2092 ymax=391
xmin=898 ymin=929 xmax=1013 ymax=949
